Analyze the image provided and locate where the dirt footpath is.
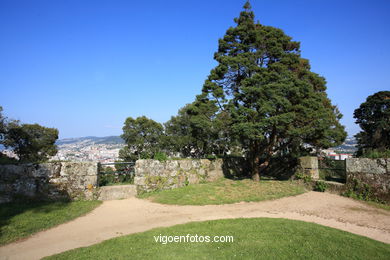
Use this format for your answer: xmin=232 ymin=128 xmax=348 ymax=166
xmin=1 ymin=192 xmax=389 ymax=260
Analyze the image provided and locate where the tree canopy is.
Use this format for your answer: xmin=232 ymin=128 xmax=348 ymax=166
xmin=164 ymin=100 xmax=233 ymax=158
xmin=198 ymin=1 xmax=346 ymax=179
xmin=119 ymin=2 xmax=346 ymax=179
xmin=354 ymin=91 xmax=390 ymax=156
xmin=119 ymin=116 xmax=164 ymax=161
xmin=3 ymin=123 xmax=58 ymax=162
xmin=1 ymin=106 xmax=59 ymax=163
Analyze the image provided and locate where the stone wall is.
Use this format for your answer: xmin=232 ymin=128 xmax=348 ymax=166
xmin=134 ymin=158 xmax=246 ymax=194
xmin=297 ymin=156 xmax=319 ymax=180
xmin=0 ymin=162 xmax=98 ymax=203
xmin=346 ymin=158 xmax=390 ymax=202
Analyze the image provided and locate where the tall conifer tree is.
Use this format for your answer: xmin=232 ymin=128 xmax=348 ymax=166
xmin=200 ymin=1 xmax=346 ymax=180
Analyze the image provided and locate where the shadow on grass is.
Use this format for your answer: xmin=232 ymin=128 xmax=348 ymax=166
xmin=221 ymin=156 xmax=299 ymax=181
xmin=0 ymin=198 xmax=72 ymax=240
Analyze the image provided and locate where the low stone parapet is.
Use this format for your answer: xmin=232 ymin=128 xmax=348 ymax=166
xmin=134 ymin=159 xmax=226 ymax=194
xmin=97 ymin=185 xmax=137 ymax=200
xmin=346 ymin=158 xmax=390 ymax=202
xmin=0 ymin=162 xmax=99 ymax=202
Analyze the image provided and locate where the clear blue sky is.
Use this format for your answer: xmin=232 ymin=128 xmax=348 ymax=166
xmin=1 ymin=0 xmax=389 ymax=139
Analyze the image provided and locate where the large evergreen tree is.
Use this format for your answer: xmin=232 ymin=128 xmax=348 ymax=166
xmin=200 ymin=1 xmax=346 ymax=180
xmin=354 ymin=91 xmax=390 ymax=156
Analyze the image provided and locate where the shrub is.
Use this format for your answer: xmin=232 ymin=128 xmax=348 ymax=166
xmin=360 ymin=149 xmax=390 ymax=159
xmin=153 ymin=152 xmax=168 ymax=161
xmin=343 ymin=178 xmax=381 ymax=202
xmin=314 ymin=181 xmax=328 ymax=192
xmin=295 ymin=172 xmax=312 ymax=183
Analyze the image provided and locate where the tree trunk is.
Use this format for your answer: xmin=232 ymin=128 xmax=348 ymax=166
xmin=251 ymin=153 xmax=261 ymax=181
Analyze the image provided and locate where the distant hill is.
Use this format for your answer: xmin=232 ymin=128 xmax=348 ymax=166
xmin=333 ymin=137 xmax=357 ymax=152
xmin=56 ymin=136 xmax=125 ymax=146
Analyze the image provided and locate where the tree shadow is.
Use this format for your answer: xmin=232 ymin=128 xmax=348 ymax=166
xmin=221 ymin=157 xmax=250 ymax=180
xmin=221 ymin=156 xmax=299 ymax=181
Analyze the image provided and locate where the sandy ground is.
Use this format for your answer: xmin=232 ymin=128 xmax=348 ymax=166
xmin=0 ymin=192 xmax=389 ymax=260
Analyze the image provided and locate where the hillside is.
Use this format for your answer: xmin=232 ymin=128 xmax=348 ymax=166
xmin=56 ymin=136 xmax=125 ymax=146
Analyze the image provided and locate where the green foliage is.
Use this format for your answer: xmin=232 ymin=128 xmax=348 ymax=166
xmin=98 ymin=173 xmax=133 ymax=186
xmin=360 ymin=149 xmax=390 ymax=159
xmin=164 ymin=102 xmax=235 ymax=158
xmin=197 ymin=3 xmax=346 ymax=179
xmin=45 ymin=218 xmax=390 ymax=260
xmin=98 ymin=166 xmax=134 ymax=186
xmin=0 ymin=153 xmax=19 ymax=165
xmin=343 ymin=178 xmax=379 ymax=202
xmin=318 ymin=157 xmax=346 ymax=183
xmin=0 ymin=200 xmax=101 ymax=245
xmin=354 ymin=91 xmax=390 ymax=157
xmin=1 ymin=106 xmax=59 ymax=163
xmin=119 ymin=116 xmax=163 ymax=161
xmin=295 ymin=172 xmax=312 ymax=183
xmin=153 ymin=151 xmax=168 ymax=161
xmin=3 ymin=123 xmax=58 ymax=163
xmin=314 ymin=180 xmax=328 ymax=192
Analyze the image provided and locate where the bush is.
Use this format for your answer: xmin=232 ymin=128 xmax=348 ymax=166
xmin=343 ymin=178 xmax=380 ymax=202
xmin=153 ymin=152 xmax=168 ymax=161
xmin=295 ymin=172 xmax=312 ymax=183
xmin=98 ymin=173 xmax=134 ymax=186
xmin=360 ymin=149 xmax=390 ymax=159
xmin=314 ymin=181 xmax=328 ymax=192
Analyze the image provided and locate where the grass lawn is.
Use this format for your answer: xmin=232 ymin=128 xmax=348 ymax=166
xmin=45 ymin=218 xmax=390 ymax=260
xmin=139 ymin=178 xmax=306 ymax=205
xmin=0 ymin=200 xmax=102 ymax=245
xmin=361 ymin=200 xmax=390 ymax=211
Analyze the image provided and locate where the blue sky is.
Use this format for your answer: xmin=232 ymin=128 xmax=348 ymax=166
xmin=1 ymin=0 xmax=389 ymax=139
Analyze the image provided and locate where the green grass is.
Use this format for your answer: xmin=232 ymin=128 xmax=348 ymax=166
xmin=45 ymin=218 xmax=390 ymax=260
xmin=362 ymin=200 xmax=390 ymax=211
xmin=0 ymin=200 xmax=102 ymax=245
xmin=138 ymin=178 xmax=306 ymax=205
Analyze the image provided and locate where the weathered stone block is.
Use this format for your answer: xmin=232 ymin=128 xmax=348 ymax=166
xmin=207 ymin=169 xmax=223 ymax=181
xmin=346 ymin=158 xmax=390 ymax=203
xmin=98 ymin=185 xmax=136 ymax=200
xmin=188 ymin=174 xmax=199 ymax=185
xmin=299 ymin=156 xmax=318 ymax=170
xmin=200 ymin=159 xmax=211 ymax=168
xmin=179 ymin=160 xmax=193 ymax=171
xmin=134 ymin=176 xmax=146 ymax=186
xmin=298 ymin=156 xmax=319 ymax=180
xmin=165 ymin=160 xmax=179 ymax=171
xmin=346 ymin=158 xmax=386 ymax=174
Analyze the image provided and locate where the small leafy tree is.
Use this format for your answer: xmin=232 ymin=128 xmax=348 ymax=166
xmin=354 ymin=91 xmax=390 ymax=157
xmin=165 ymin=99 xmax=234 ymax=158
xmin=3 ymin=123 xmax=58 ymax=162
xmin=119 ymin=116 xmax=164 ymax=161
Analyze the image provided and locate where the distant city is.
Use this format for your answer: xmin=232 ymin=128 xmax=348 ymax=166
xmin=53 ymin=136 xmax=125 ymax=163
xmin=1 ymin=136 xmax=358 ymax=163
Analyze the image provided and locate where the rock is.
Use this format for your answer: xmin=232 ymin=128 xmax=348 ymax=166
xmin=98 ymin=185 xmax=136 ymax=200
xmin=179 ymin=160 xmax=192 ymax=171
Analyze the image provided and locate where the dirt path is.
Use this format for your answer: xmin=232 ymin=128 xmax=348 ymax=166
xmin=1 ymin=192 xmax=389 ymax=260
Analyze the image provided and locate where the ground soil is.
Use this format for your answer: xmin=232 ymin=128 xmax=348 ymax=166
xmin=1 ymin=192 xmax=389 ymax=260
